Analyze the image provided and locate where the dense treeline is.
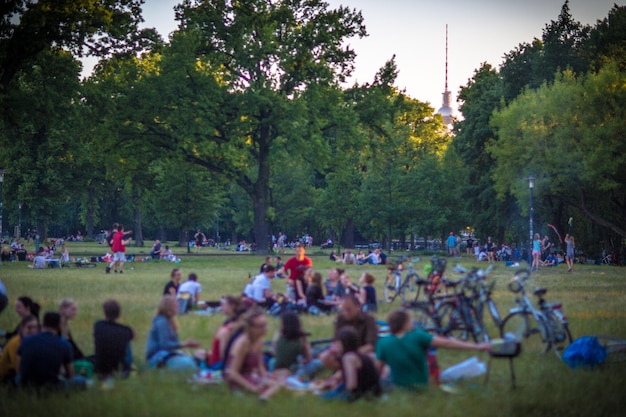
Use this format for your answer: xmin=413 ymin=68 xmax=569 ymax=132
xmin=0 ymin=0 xmax=624 ymax=259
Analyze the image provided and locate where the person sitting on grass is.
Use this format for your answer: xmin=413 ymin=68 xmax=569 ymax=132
xmin=177 ymin=273 xmax=202 ymax=313
xmin=59 ymin=298 xmax=86 ymax=360
xmin=358 ymin=273 xmax=377 ymax=313
xmin=18 ymin=312 xmax=86 ymax=391
xmin=306 ymin=272 xmax=334 ymax=313
xmin=316 ymin=295 xmax=378 ymax=388
xmin=93 ymin=300 xmax=134 ymax=382
xmin=224 ymin=309 xmax=282 ymax=401
xmin=541 ymin=252 xmax=558 ymax=267
xmin=150 ymin=240 xmax=162 ymax=260
xmin=163 ymin=268 xmax=182 ymax=296
xmin=0 ymin=315 xmax=39 ymax=385
xmin=248 ymin=265 xmax=277 ymax=308
xmin=28 ymin=248 xmax=46 ymax=269
xmin=3 ymin=296 xmax=40 ymax=342
xmin=145 ymin=295 xmax=201 ymax=370
xmin=207 ymin=296 xmax=247 ymax=369
xmin=271 ymin=311 xmax=312 ymax=380
xmin=375 ymin=310 xmax=491 ymax=391
xmin=324 ymin=326 xmax=381 ymax=401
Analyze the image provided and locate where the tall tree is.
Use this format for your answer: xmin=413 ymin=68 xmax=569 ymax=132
xmin=156 ymin=0 xmax=367 ymax=254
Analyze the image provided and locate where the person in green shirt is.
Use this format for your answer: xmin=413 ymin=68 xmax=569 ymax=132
xmin=376 ymin=310 xmax=491 ymax=390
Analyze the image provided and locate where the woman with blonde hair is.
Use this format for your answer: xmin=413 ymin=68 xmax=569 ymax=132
xmin=59 ymin=298 xmax=85 ymax=360
xmin=145 ymin=295 xmax=201 ymax=370
xmin=224 ymin=309 xmax=281 ymax=400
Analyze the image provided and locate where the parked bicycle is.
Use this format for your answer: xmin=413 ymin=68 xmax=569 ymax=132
xmin=434 ymin=265 xmax=500 ymax=342
xmin=383 ymin=256 xmax=420 ymax=303
xmin=499 ymin=270 xmax=572 ymax=357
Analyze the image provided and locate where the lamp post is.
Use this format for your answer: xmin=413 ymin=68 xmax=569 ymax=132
xmin=526 ymin=176 xmax=535 ymax=264
xmin=18 ymin=202 xmax=22 ymax=239
xmin=0 ymin=169 xmax=4 ymax=241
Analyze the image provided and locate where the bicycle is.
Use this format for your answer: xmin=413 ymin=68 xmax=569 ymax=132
xmin=500 ymin=270 xmax=572 ymax=357
xmin=438 ymin=265 xmax=502 ymax=342
xmin=433 ymin=269 xmax=491 ymax=342
xmin=383 ymin=257 xmax=420 ymax=303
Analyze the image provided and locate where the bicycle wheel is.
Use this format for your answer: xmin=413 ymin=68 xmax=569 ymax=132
xmin=599 ymin=337 xmax=626 ymax=363
xmin=544 ymin=311 xmax=572 ymax=357
xmin=383 ymin=277 xmax=398 ymax=303
xmin=437 ymin=301 xmax=471 ymax=341
xmin=500 ymin=311 xmax=533 ymax=341
xmin=409 ymin=305 xmax=439 ymax=333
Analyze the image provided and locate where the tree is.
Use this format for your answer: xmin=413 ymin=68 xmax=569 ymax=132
xmin=0 ymin=49 xmax=82 ymax=239
xmin=489 ymin=63 xmax=626 ymax=240
xmin=151 ymin=0 xmax=368 ymax=254
xmin=0 ymin=0 xmax=150 ymax=91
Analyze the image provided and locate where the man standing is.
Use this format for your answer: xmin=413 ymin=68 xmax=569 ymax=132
xmin=466 ymin=236 xmax=475 ymax=257
xmin=279 ymin=243 xmax=312 ymax=303
xmin=194 ymin=229 xmax=206 ymax=253
xmin=18 ymin=312 xmax=85 ymax=390
xmin=106 ymin=224 xmax=132 ymax=274
xmin=447 ymin=232 xmax=457 ymax=257
xmin=94 ymin=300 xmax=134 ymax=381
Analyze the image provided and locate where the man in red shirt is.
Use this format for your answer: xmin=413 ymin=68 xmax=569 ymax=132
xmin=106 ymin=224 xmax=132 ymax=274
xmin=278 ymin=243 xmax=312 ymax=303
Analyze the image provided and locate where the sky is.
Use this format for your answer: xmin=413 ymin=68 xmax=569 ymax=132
xmin=93 ymin=0 xmax=625 ymax=115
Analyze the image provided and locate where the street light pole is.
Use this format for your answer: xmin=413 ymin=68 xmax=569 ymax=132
xmin=18 ymin=202 xmax=22 ymax=239
xmin=527 ymin=176 xmax=535 ymax=264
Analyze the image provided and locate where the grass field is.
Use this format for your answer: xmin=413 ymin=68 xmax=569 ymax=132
xmin=1 ymin=242 xmax=625 ymax=417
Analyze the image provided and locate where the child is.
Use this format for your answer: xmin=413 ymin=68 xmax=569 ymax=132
xmin=358 ymin=273 xmax=377 ymax=313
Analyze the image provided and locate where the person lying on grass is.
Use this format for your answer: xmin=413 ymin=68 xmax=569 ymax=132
xmin=375 ymin=309 xmax=491 ymax=391
xmin=224 ymin=309 xmax=282 ymax=401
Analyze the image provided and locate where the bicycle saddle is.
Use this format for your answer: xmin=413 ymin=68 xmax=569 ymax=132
xmin=533 ymin=287 xmax=548 ymax=296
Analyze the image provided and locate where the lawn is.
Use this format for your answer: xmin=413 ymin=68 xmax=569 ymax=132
xmin=1 ymin=243 xmax=625 ymax=417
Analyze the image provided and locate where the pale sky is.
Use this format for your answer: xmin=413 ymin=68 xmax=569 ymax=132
xmin=90 ymin=0 xmax=625 ymax=115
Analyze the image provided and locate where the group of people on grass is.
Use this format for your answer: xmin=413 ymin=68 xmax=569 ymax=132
xmin=0 ymin=241 xmax=491 ymax=399
xmin=0 ymin=296 xmax=133 ymax=391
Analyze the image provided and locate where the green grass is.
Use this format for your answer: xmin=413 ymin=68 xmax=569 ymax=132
xmin=1 ymin=249 xmax=625 ymax=417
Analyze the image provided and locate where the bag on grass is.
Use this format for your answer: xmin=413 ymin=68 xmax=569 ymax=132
xmin=562 ymin=336 xmax=607 ymax=369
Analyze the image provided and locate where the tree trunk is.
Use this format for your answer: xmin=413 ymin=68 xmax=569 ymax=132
xmin=251 ymin=118 xmax=272 ymax=255
xmin=178 ymin=227 xmax=186 ymax=247
xmin=86 ymin=187 xmax=95 ymax=237
xmin=343 ymin=219 xmax=355 ymax=248
xmin=133 ymin=205 xmax=144 ymax=247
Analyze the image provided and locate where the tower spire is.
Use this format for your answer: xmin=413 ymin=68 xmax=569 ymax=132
xmin=437 ymin=24 xmax=453 ymax=127
xmin=445 ymin=24 xmax=449 ymax=92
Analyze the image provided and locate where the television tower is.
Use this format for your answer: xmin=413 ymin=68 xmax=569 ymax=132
xmin=437 ymin=24 xmax=453 ymax=126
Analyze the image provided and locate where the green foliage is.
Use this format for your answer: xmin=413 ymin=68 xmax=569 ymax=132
xmin=489 ymin=62 xmax=626 ymax=238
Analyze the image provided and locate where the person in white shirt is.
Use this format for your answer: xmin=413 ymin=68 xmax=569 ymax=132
xmin=177 ymin=273 xmax=202 ymax=307
xmin=250 ymin=265 xmax=276 ymax=307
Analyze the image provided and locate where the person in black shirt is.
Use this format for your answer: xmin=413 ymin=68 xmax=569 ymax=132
xmin=18 ymin=312 xmax=85 ymax=390
xmin=93 ymin=300 xmax=134 ymax=379
xmin=163 ymin=268 xmax=182 ymax=296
